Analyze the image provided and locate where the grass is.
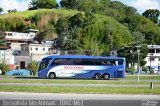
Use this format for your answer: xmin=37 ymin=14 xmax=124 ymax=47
xmin=0 ymin=86 xmax=159 ymax=95
xmin=0 ymin=75 xmax=160 ymax=94
xmin=0 ymin=9 xmax=78 ymax=19
xmin=0 ymin=75 xmax=160 ymax=84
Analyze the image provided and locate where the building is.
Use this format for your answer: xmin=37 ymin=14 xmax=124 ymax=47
xmin=110 ymin=49 xmax=118 ymax=56
xmin=145 ymin=45 xmax=160 ymax=70
xmin=0 ymin=49 xmax=14 ymax=69
xmin=0 ymin=29 xmax=38 ymax=69
xmin=110 ymin=45 xmax=160 ymax=71
xmin=20 ymin=42 xmax=58 ymax=62
xmin=4 ymin=29 xmax=38 ymax=51
xmin=21 ymin=43 xmax=54 ymax=55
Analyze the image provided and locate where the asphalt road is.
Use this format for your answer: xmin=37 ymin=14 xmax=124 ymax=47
xmin=0 ymin=92 xmax=160 ymax=106
xmin=0 ymin=92 xmax=160 ymax=100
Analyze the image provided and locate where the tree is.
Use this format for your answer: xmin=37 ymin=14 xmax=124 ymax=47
xmin=0 ymin=31 xmax=5 ymax=46
xmin=0 ymin=7 xmax=3 ymax=13
xmin=60 ymin=0 xmax=81 ymax=9
xmin=142 ymin=9 xmax=160 ymax=24
xmin=27 ymin=61 xmax=39 ymax=75
xmin=55 ymin=17 xmax=69 ymax=34
xmin=78 ymin=0 xmax=100 ymax=13
xmin=117 ymin=44 xmax=148 ymax=67
xmin=0 ymin=61 xmax=10 ymax=75
xmin=8 ymin=9 xmax=17 ymax=13
xmin=28 ymin=0 xmax=58 ymax=10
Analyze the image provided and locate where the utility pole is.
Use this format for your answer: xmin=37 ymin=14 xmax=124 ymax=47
xmin=136 ymin=46 xmax=141 ymax=83
xmin=96 ymin=44 xmax=98 ymax=56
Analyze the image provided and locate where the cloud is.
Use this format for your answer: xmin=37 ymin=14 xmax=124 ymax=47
xmin=132 ymin=0 xmax=160 ymax=13
xmin=0 ymin=0 xmax=30 ymax=13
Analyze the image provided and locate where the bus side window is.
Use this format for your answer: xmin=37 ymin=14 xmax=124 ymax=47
xmin=64 ymin=58 xmax=73 ymax=65
xmin=105 ymin=59 xmax=115 ymax=66
xmin=50 ymin=59 xmax=60 ymax=66
xmin=54 ymin=59 xmax=60 ymax=65
xmin=106 ymin=61 xmax=111 ymax=65
xmin=74 ymin=59 xmax=82 ymax=65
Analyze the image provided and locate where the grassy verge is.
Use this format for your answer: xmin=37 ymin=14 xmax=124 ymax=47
xmin=0 ymin=75 xmax=160 ymax=94
xmin=0 ymin=86 xmax=159 ymax=95
xmin=0 ymin=75 xmax=160 ymax=85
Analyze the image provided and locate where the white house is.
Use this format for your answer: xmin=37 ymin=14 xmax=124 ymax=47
xmin=5 ymin=29 xmax=38 ymax=41
xmin=4 ymin=29 xmax=38 ymax=51
xmin=21 ymin=43 xmax=54 ymax=55
xmin=145 ymin=45 xmax=160 ymax=69
xmin=110 ymin=45 xmax=160 ymax=70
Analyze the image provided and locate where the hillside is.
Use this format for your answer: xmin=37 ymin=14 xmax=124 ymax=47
xmin=0 ymin=9 xmax=133 ymax=55
xmin=0 ymin=4 xmax=160 ymax=55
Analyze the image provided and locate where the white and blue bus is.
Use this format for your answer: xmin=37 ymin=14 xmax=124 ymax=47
xmin=38 ymin=55 xmax=126 ymax=80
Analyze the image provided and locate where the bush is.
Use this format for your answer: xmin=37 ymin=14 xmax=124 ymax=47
xmin=149 ymin=68 xmax=154 ymax=74
xmin=27 ymin=61 xmax=39 ymax=76
xmin=142 ymin=67 xmax=149 ymax=73
xmin=126 ymin=67 xmax=135 ymax=75
xmin=0 ymin=61 xmax=10 ymax=75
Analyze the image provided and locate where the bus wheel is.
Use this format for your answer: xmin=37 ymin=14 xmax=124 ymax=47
xmin=49 ymin=73 xmax=56 ymax=79
xmin=103 ymin=73 xmax=110 ymax=80
xmin=94 ymin=73 xmax=101 ymax=80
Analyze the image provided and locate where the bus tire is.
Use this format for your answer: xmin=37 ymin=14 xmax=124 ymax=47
xmin=49 ymin=72 xmax=56 ymax=79
xmin=94 ymin=73 xmax=102 ymax=80
xmin=103 ymin=73 xmax=110 ymax=80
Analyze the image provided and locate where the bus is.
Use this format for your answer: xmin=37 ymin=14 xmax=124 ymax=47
xmin=38 ymin=55 xmax=126 ymax=80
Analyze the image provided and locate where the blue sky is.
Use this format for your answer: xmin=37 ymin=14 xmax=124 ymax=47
xmin=115 ymin=0 xmax=160 ymax=14
xmin=0 ymin=0 xmax=160 ymax=14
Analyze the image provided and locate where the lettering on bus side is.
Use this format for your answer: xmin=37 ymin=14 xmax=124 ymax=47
xmin=64 ymin=66 xmax=84 ymax=70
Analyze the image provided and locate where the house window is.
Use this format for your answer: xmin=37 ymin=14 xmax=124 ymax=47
xmin=8 ymin=33 xmax=12 ymax=36
xmin=112 ymin=52 xmax=114 ymax=55
xmin=35 ymin=48 xmax=38 ymax=51
xmin=150 ymin=57 xmax=155 ymax=61
xmin=30 ymin=47 xmax=32 ymax=51
xmin=149 ymin=49 xmax=155 ymax=53
xmin=43 ymin=48 xmax=45 ymax=51
xmin=156 ymin=49 xmax=160 ymax=53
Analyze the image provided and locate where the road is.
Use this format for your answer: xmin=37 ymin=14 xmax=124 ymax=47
xmin=0 ymin=92 xmax=160 ymax=106
xmin=0 ymin=92 xmax=160 ymax=100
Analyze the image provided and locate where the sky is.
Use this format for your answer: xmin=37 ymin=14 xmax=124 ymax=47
xmin=0 ymin=0 xmax=160 ymax=14
xmin=115 ymin=0 xmax=160 ymax=14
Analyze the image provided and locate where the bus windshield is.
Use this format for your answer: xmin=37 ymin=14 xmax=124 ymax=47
xmin=39 ymin=61 xmax=48 ymax=70
xmin=39 ymin=58 xmax=52 ymax=70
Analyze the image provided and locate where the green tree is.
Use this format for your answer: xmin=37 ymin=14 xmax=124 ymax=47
xmin=78 ymin=0 xmax=100 ymax=13
xmin=27 ymin=61 xmax=39 ymax=75
xmin=0 ymin=61 xmax=10 ymax=75
xmin=28 ymin=0 xmax=58 ymax=10
xmin=0 ymin=31 xmax=5 ymax=46
xmin=60 ymin=0 xmax=81 ymax=9
xmin=0 ymin=7 xmax=3 ymax=13
xmin=142 ymin=9 xmax=160 ymax=24
xmin=55 ymin=17 xmax=69 ymax=34
xmin=8 ymin=9 xmax=17 ymax=13
xmin=118 ymin=44 xmax=148 ymax=67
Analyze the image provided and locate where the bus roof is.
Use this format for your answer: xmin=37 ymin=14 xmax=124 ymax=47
xmin=42 ymin=55 xmax=125 ymax=60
